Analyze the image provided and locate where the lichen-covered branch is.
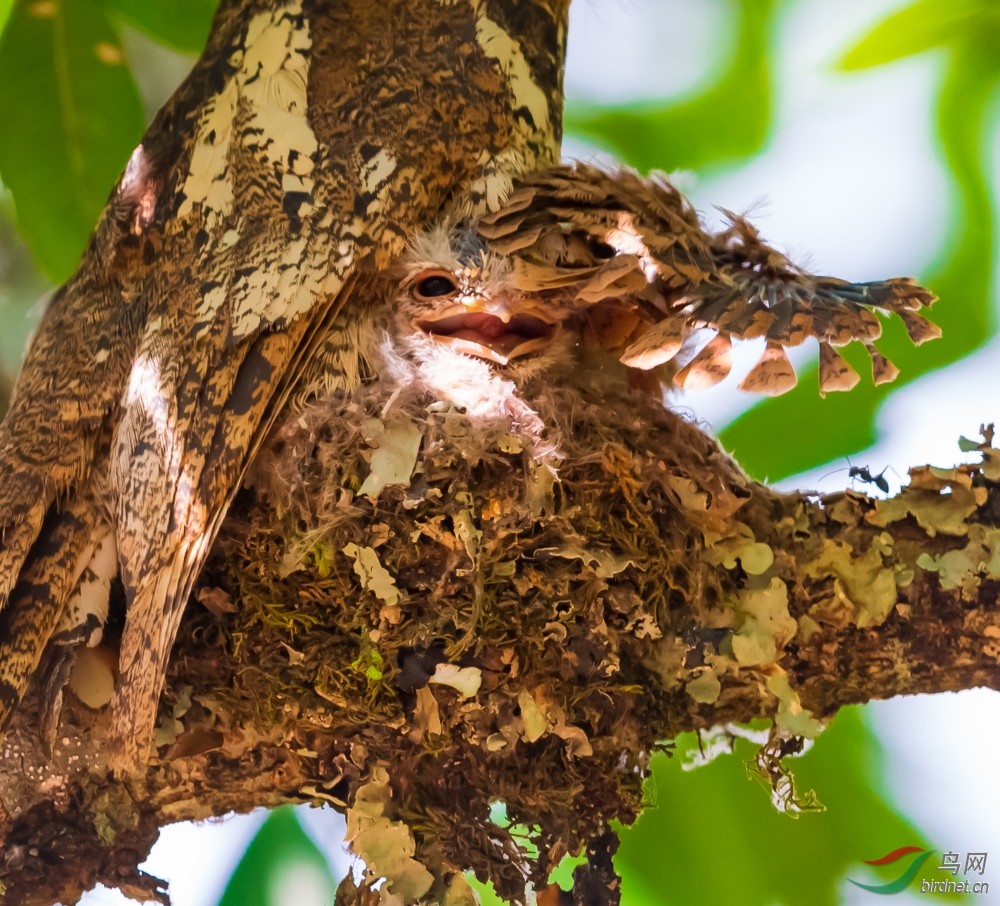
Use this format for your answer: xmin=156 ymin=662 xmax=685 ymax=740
xmin=1 ymin=360 xmax=997 ymax=905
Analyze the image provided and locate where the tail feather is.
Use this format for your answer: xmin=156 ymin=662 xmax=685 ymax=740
xmin=0 ymin=493 xmax=49 ymax=611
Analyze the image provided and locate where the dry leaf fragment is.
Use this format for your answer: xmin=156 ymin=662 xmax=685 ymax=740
xmin=428 ymin=663 xmax=482 ymax=699
xmin=413 ymin=686 xmax=443 ymax=737
xmin=545 ymin=543 xmax=635 ymax=578
xmin=358 ymin=416 xmax=422 ymax=498
xmin=346 ymin=770 xmax=435 ymax=902
xmin=196 ymin=585 xmax=237 ymax=616
xmin=551 ymin=719 xmax=593 ymax=758
xmin=342 ymin=543 xmax=400 ymax=606
xmin=517 ymin=690 xmax=547 ymax=742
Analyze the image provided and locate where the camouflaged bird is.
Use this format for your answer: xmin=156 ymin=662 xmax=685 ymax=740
xmin=378 ymin=168 xmax=938 ymax=449
xmin=0 ymin=0 xmax=570 ymax=775
xmin=469 ymin=164 xmax=939 ymax=395
xmin=396 ymin=225 xmax=573 ymax=370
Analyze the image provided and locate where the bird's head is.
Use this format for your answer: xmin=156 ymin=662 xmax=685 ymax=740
xmin=398 ymin=225 xmax=565 ymax=366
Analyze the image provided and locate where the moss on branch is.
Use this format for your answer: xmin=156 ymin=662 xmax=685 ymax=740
xmin=1 ymin=362 xmax=997 ymax=905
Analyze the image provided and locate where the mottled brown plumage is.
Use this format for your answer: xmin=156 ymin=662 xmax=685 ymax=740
xmin=476 ymin=164 xmax=939 ymax=396
xmin=0 ymin=0 xmax=570 ymax=774
xmin=0 ymin=31 xmax=937 ymax=780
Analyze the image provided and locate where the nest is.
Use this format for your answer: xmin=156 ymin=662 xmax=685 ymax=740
xmin=181 ymin=341 xmax=754 ymax=902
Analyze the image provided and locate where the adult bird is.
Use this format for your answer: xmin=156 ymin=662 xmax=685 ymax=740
xmin=0 ymin=0 xmax=571 ymax=775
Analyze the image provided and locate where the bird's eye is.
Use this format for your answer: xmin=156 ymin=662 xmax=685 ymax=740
xmin=413 ymin=272 xmax=458 ymax=299
xmin=589 ymin=239 xmax=616 ymax=260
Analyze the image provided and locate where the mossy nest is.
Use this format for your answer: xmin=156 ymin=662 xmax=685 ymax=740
xmin=177 ymin=347 xmax=757 ymax=902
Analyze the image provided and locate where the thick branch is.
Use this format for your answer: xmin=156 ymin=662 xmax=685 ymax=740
xmin=1 ymin=364 xmax=997 ymax=904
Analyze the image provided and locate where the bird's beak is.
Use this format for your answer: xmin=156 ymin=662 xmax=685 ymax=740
xmin=414 ymin=295 xmax=560 ymax=365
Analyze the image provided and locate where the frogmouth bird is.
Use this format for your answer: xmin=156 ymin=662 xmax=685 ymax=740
xmin=0 ymin=0 xmax=572 ymax=775
xmin=0 ymin=156 xmax=938 ymax=774
xmin=394 ymin=164 xmax=939 ymax=400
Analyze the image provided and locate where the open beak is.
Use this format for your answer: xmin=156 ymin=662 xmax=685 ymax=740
xmin=415 ymin=298 xmax=558 ymax=365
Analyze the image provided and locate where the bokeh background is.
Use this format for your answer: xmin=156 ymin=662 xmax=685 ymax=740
xmin=0 ymin=0 xmax=998 ymax=903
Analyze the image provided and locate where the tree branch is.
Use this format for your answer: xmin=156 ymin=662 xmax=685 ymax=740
xmin=1 ymin=364 xmax=997 ymax=904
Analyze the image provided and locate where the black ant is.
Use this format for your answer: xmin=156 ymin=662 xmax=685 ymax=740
xmin=847 ymin=464 xmax=890 ymax=494
xmin=822 ymin=459 xmax=894 ymax=494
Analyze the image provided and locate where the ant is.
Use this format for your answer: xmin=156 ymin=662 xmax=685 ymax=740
xmin=847 ymin=464 xmax=890 ymax=494
xmin=821 ymin=458 xmax=895 ymax=494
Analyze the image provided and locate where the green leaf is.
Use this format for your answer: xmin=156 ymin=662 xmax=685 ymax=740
xmin=616 ymin=709 xmax=933 ymax=905
xmin=0 ymin=0 xmax=143 ymax=280
xmin=0 ymin=0 xmax=12 ymax=36
xmin=566 ymin=0 xmax=779 ymax=173
xmin=99 ymin=0 xmax=216 ymax=53
xmin=837 ymin=0 xmax=1000 ymax=71
xmin=0 ymin=195 xmax=52 ymax=381
xmin=218 ymin=807 xmax=338 ymax=906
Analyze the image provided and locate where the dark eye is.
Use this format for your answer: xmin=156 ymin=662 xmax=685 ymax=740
xmin=414 ymin=272 xmax=458 ymax=299
xmin=589 ymin=239 xmax=616 ymax=260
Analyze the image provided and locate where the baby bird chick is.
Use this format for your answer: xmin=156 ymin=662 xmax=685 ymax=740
xmin=394 ymin=225 xmax=575 ymax=379
xmin=390 ymin=223 xmax=663 ymax=403
xmin=379 ymin=226 xmax=584 ymax=454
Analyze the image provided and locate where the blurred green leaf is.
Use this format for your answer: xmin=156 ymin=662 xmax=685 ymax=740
xmin=837 ymin=0 xmax=1000 ymax=71
xmin=474 ymin=713 xmax=935 ymax=905
xmin=566 ymin=0 xmax=781 ymax=173
xmin=0 ymin=0 xmax=11 ymax=37
xmin=0 ymin=0 xmax=143 ymax=281
xmin=218 ymin=807 xmax=338 ymax=906
xmin=99 ymin=0 xmax=216 ymax=53
xmin=0 ymin=193 xmax=51 ymax=380
xmin=616 ymin=709 xmax=938 ymax=905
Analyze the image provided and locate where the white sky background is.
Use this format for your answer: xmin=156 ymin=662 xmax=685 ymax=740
xmin=80 ymin=1 xmax=1000 ymax=903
